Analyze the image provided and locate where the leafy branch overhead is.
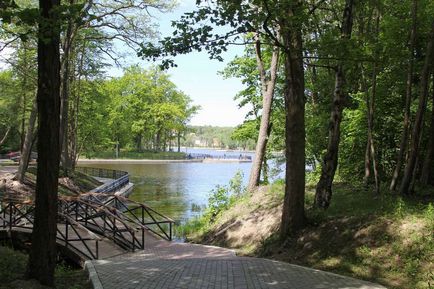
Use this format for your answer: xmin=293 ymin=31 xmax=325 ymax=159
xmin=138 ymin=0 xmax=284 ymax=68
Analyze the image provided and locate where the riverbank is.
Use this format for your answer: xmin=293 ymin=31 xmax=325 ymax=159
xmin=0 ymin=167 xmax=102 ymax=199
xmin=78 ymin=158 xmax=251 ymax=164
xmin=180 ymin=183 xmax=434 ymax=289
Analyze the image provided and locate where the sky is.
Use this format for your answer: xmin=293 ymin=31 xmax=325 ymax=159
xmin=109 ymin=0 xmax=250 ymax=127
xmin=0 ymin=0 xmax=251 ymax=127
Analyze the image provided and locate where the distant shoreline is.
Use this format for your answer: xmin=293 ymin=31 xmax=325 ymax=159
xmin=77 ymin=158 xmax=252 ymax=164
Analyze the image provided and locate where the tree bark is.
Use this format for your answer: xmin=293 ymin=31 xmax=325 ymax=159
xmin=314 ymin=0 xmax=355 ymax=209
xmin=16 ymin=99 xmax=38 ymax=183
xmin=399 ymin=21 xmax=434 ymax=195
xmin=420 ymin=75 xmax=434 ymax=185
xmin=59 ymin=1 xmax=76 ymax=176
xmin=365 ymin=10 xmax=381 ymax=195
xmin=70 ymin=39 xmax=85 ymax=169
xmin=247 ymin=33 xmax=280 ymax=192
xmin=390 ymin=0 xmax=417 ymax=192
xmin=0 ymin=127 xmax=11 ymax=147
xmin=279 ymin=0 xmax=306 ymax=238
xmin=26 ymin=0 xmax=61 ymax=286
xmin=363 ymin=140 xmax=371 ymax=184
xmin=367 ymin=59 xmax=380 ymax=195
xmin=177 ymin=131 xmax=181 ymax=152
xmin=20 ymin=44 xmax=29 ymax=152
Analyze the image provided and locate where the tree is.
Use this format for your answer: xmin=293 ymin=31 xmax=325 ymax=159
xmin=314 ymin=0 xmax=355 ymax=209
xmin=278 ymin=0 xmax=306 ymax=237
xmin=140 ymin=0 xmax=309 ymax=236
xmin=0 ymin=70 xmax=21 ymax=150
xmin=420 ymin=75 xmax=434 ymax=186
xmin=389 ymin=0 xmax=418 ymax=192
xmin=25 ymin=0 xmax=61 ymax=286
xmin=16 ymin=99 xmax=37 ymax=182
xmin=399 ymin=20 xmax=434 ymax=195
xmin=247 ymin=35 xmax=279 ymax=192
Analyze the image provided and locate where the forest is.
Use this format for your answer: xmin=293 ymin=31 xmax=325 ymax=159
xmin=0 ymin=0 xmax=434 ymax=287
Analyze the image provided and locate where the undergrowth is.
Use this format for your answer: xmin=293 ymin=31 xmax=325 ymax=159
xmin=178 ymin=170 xmax=434 ymax=289
xmin=176 ymin=171 xmax=246 ymax=239
xmin=0 ymin=246 xmax=91 ymax=289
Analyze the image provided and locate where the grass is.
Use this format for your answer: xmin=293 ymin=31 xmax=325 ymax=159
xmin=271 ymin=183 xmax=434 ymax=289
xmin=180 ymin=179 xmax=434 ymax=289
xmin=83 ymin=150 xmax=186 ymax=160
xmin=0 ymin=246 xmax=91 ymax=289
xmin=25 ymin=167 xmax=102 ymax=196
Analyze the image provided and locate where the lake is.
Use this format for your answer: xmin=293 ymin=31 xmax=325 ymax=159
xmin=80 ymin=148 xmax=284 ymax=224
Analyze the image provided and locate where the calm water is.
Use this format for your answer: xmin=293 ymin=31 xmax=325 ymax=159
xmin=82 ymin=149 xmax=264 ymax=223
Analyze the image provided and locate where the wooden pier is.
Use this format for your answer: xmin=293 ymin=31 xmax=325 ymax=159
xmin=0 ymin=167 xmax=174 ymax=267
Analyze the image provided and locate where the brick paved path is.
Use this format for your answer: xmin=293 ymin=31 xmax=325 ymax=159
xmin=87 ymin=233 xmax=386 ymax=289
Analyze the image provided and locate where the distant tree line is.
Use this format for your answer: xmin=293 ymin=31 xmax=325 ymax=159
xmin=182 ymin=125 xmax=256 ymax=150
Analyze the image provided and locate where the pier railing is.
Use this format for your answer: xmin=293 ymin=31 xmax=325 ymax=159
xmin=186 ymin=153 xmax=252 ymax=161
xmin=104 ymin=195 xmax=174 ymax=241
xmin=76 ymin=167 xmax=174 ymax=241
xmin=76 ymin=167 xmax=129 ymax=194
xmin=0 ymin=167 xmax=174 ymax=263
xmin=59 ymin=198 xmax=145 ymax=251
xmin=0 ymin=200 xmax=101 ymax=260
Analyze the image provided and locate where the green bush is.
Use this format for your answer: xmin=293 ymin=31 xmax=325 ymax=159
xmin=178 ymin=171 xmax=246 ymax=238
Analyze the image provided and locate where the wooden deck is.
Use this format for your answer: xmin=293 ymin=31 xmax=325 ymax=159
xmin=0 ymin=195 xmax=174 ymax=267
xmin=0 ymin=167 xmax=174 ymax=267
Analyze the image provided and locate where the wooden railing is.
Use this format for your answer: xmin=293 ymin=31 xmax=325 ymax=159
xmin=0 ymin=167 xmax=174 ymax=263
xmin=104 ymin=195 xmax=174 ymax=241
xmin=59 ymin=197 xmax=145 ymax=251
xmin=0 ymin=200 xmax=101 ymax=260
xmin=76 ymin=167 xmax=174 ymax=241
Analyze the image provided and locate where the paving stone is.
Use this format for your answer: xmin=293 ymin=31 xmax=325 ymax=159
xmin=88 ymin=229 xmax=387 ymax=289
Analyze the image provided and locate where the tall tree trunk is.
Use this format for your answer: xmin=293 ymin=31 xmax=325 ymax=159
xmin=26 ymin=0 xmax=61 ymax=286
xmin=367 ymin=59 xmax=380 ymax=195
xmin=0 ymin=127 xmax=11 ymax=147
xmin=399 ymin=21 xmax=434 ymax=195
xmin=70 ymin=39 xmax=85 ymax=169
xmin=20 ymin=43 xmax=29 ymax=152
xmin=262 ymin=153 xmax=269 ymax=184
xmin=420 ymin=75 xmax=434 ymax=185
xmin=177 ymin=131 xmax=181 ymax=152
xmin=363 ymin=140 xmax=371 ymax=184
xmin=115 ymin=137 xmax=120 ymax=158
xmin=279 ymin=0 xmax=306 ymax=238
xmin=365 ymin=10 xmax=381 ymax=195
xmin=16 ymin=99 xmax=38 ymax=183
xmin=247 ymin=33 xmax=280 ymax=192
xmin=315 ymin=0 xmax=355 ymax=209
xmin=156 ymin=129 xmax=161 ymax=151
xmin=59 ymin=2 xmax=75 ymax=176
xmin=390 ymin=0 xmax=418 ymax=192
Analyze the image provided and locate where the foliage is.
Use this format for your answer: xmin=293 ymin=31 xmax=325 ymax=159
xmin=207 ymin=170 xmax=245 ymax=221
xmin=0 ymin=246 xmax=91 ymax=289
xmin=181 ymin=179 xmax=434 ymax=289
xmin=182 ymin=125 xmax=255 ymax=150
xmin=77 ymin=66 xmax=199 ymax=157
xmin=178 ymin=171 xmax=246 ymax=238
xmin=87 ymin=149 xmax=186 ymax=160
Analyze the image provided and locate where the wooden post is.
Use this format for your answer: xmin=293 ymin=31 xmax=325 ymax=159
xmin=65 ymin=220 xmax=69 ymax=248
xmin=96 ymin=240 xmax=99 ymax=259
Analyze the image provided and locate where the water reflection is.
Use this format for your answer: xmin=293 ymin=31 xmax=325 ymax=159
xmin=81 ymin=161 xmax=252 ymax=223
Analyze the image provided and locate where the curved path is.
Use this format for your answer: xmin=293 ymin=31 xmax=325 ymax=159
xmin=86 ymin=233 xmax=386 ymax=289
